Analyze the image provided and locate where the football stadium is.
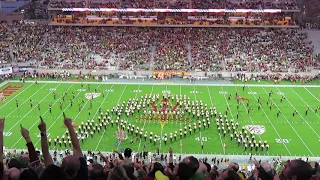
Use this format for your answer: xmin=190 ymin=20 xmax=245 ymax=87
xmin=0 ymin=0 xmax=320 ymax=179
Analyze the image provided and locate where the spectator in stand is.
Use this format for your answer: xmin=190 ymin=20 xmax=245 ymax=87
xmin=0 ymin=22 xmax=11 ymax=63
xmin=135 ymin=168 xmax=147 ymax=180
xmin=122 ymin=0 xmax=154 ymax=8
xmin=154 ymin=28 xmax=190 ymax=70
xmin=39 ymin=164 xmax=67 ymax=180
xmin=88 ymin=163 xmax=106 ymax=180
xmin=192 ymin=0 xmax=298 ymax=9
xmin=10 ymin=23 xmax=48 ymax=62
xmin=60 ymin=112 xmax=88 ymax=180
xmin=155 ymin=0 xmax=190 ymax=8
xmin=313 ymin=162 xmax=320 ymax=179
xmin=208 ymin=168 xmax=219 ymax=180
xmin=190 ymin=28 xmax=224 ymax=72
xmin=274 ymin=160 xmax=313 ymax=180
xmin=5 ymin=23 xmax=317 ymax=73
xmin=144 ymin=162 xmax=164 ymax=180
xmin=0 ymin=121 xmax=41 ymax=180
xmin=89 ymin=0 xmax=120 ymax=8
xmin=107 ymin=165 xmax=131 ymax=180
xmin=0 ymin=118 xmax=4 ymax=179
xmin=50 ymin=0 xmax=86 ymax=8
xmin=217 ymin=169 xmax=241 ymax=180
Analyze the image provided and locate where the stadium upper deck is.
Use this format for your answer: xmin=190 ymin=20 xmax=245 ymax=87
xmin=47 ymin=0 xmax=299 ymax=10
xmin=46 ymin=0 xmax=300 ymax=27
xmin=49 ymin=11 xmax=299 ymax=27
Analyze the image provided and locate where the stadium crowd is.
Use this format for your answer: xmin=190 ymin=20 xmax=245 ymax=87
xmin=0 ymin=22 xmax=11 ymax=65
xmin=1 ymin=24 xmax=319 ymax=74
xmin=191 ymin=0 xmax=298 ymax=9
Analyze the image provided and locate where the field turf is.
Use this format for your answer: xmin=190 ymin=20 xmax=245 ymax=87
xmin=0 ymin=81 xmax=320 ymax=157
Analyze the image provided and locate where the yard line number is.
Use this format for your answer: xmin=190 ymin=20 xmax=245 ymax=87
xmin=190 ymin=91 xmax=200 ymax=94
xmin=77 ymin=89 xmax=86 ymax=92
xmin=105 ymin=89 xmax=114 ymax=93
xmin=277 ymin=92 xmax=285 ymax=95
xmin=48 ymin=88 xmax=56 ymax=91
xmin=162 ymin=90 xmax=171 ymax=94
xmin=3 ymin=132 xmax=12 ymax=137
xmin=275 ymin=138 xmax=291 ymax=144
xmin=132 ymin=90 xmax=142 ymax=93
xmin=248 ymin=92 xmax=258 ymax=95
xmin=195 ymin=137 xmax=211 ymax=142
xmin=219 ymin=91 xmax=228 ymax=95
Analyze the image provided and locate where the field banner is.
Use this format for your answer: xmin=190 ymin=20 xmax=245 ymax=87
xmin=152 ymin=71 xmax=188 ymax=77
xmin=12 ymin=66 xmax=34 ymax=73
xmin=0 ymin=67 xmax=12 ymax=75
xmin=12 ymin=67 xmax=20 ymax=73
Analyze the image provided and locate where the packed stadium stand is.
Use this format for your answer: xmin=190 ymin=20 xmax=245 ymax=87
xmin=1 ymin=0 xmax=320 ymax=180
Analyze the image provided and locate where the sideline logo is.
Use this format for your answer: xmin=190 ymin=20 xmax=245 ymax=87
xmin=245 ymin=125 xmax=266 ymax=135
xmin=85 ymin=93 xmax=101 ymax=99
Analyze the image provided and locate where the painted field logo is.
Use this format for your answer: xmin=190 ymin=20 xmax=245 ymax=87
xmin=0 ymin=85 xmax=23 ymax=101
xmin=85 ymin=93 xmax=101 ymax=99
xmin=245 ymin=125 xmax=266 ymax=135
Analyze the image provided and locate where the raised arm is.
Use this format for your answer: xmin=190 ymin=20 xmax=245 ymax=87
xmin=63 ymin=112 xmax=83 ymax=158
xmin=113 ymin=150 xmax=123 ymax=160
xmin=20 ymin=124 xmax=39 ymax=164
xmin=98 ymin=151 xmax=109 ymax=164
xmin=38 ymin=116 xmax=53 ymax=166
xmin=168 ymin=147 xmax=174 ymax=171
xmin=0 ymin=118 xmax=4 ymax=160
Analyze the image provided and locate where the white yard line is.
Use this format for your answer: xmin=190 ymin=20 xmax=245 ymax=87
xmin=115 ymin=84 xmax=132 ymax=151
xmin=0 ymin=83 xmax=33 ymax=109
xmin=194 ymin=86 xmax=213 ymax=154
xmin=37 ymin=84 xmax=101 ymax=147
xmin=12 ymin=84 xmax=74 ymax=148
xmin=3 ymin=83 xmax=48 ymax=117
xmin=262 ymin=87 xmax=314 ymax=156
xmin=33 ymin=84 xmax=91 ymax=146
xmin=247 ymin=86 xmax=292 ymax=155
xmin=200 ymin=131 xmax=203 ymax=154
xmin=137 ymin=85 xmax=154 ymax=152
xmin=179 ymin=85 xmax=183 ymax=154
xmin=92 ymin=85 xmax=116 ymax=151
xmin=303 ymin=87 xmax=320 ymax=103
xmin=284 ymin=88 xmax=320 ymax=138
xmin=9 ymin=80 xmax=320 ymax=88
xmin=6 ymin=84 xmax=52 ymax=132
xmin=192 ymin=86 xmax=197 ymax=100
xmin=0 ymin=81 xmax=8 ymax=88
xmin=224 ymin=86 xmax=269 ymax=155
xmin=233 ymin=86 xmax=265 ymax=144
xmin=207 ymin=86 xmax=224 ymax=152
xmin=158 ymin=85 xmax=166 ymax=153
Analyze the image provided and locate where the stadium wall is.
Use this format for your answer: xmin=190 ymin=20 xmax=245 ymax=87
xmin=48 ymin=23 xmax=300 ymax=28
xmin=26 ymin=68 xmax=320 ymax=78
xmin=0 ymin=12 xmax=24 ymax=22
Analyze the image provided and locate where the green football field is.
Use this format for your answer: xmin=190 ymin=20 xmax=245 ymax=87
xmin=0 ymin=81 xmax=320 ymax=157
